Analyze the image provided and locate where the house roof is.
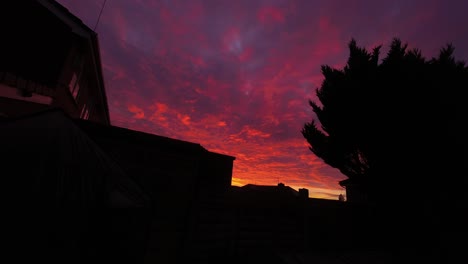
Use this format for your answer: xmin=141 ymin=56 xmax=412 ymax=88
xmin=339 ymin=178 xmax=351 ymax=187
xmin=339 ymin=178 xmax=361 ymax=187
xmin=1 ymin=108 xmax=149 ymax=208
xmin=38 ymin=0 xmax=96 ymax=37
xmin=74 ymin=118 xmax=208 ymax=155
xmin=339 ymin=177 xmax=368 ymax=187
xmin=237 ymin=183 xmax=300 ymax=198
xmin=3 ymin=106 xmax=235 ymax=159
xmin=74 ymin=117 xmax=236 ymax=160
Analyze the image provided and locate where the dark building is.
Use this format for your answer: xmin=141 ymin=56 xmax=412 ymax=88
xmin=3 ymin=108 xmax=235 ymax=264
xmin=3 ymin=110 xmax=151 ymax=263
xmin=1 ymin=1 xmax=236 ymax=263
xmin=0 ymin=0 xmax=110 ymax=124
xmin=339 ymin=178 xmax=367 ymax=203
xmin=182 ymin=183 xmax=309 ymax=263
xmin=183 ymin=183 xmax=382 ymax=264
xmin=73 ymin=117 xmax=235 ymax=264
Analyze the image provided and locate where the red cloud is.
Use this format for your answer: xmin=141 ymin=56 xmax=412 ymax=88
xmin=58 ymin=0 xmax=468 ymax=199
xmin=217 ymin=121 xmax=227 ymax=127
xmin=257 ymin=6 xmax=286 ymax=24
xmin=127 ymin=104 xmax=145 ymax=119
xmin=178 ymin=114 xmax=191 ymax=126
xmin=239 ymin=47 xmax=253 ymax=62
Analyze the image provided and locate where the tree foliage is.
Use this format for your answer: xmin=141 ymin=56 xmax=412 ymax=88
xmin=302 ymin=38 xmax=467 ymax=202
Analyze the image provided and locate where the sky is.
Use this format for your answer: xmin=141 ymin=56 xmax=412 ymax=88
xmin=58 ymin=0 xmax=468 ymax=199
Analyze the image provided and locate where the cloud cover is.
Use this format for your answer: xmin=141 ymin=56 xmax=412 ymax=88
xmin=58 ymin=0 xmax=468 ymax=199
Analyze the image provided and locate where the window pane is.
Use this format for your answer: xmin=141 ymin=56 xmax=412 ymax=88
xmin=80 ymin=103 xmax=87 ymax=119
xmin=69 ymin=72 xmax=77 ymax=93
xmin=72 ymin=82 xmax=80 ymax=99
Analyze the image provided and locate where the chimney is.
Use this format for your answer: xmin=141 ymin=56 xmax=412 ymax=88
xmin=299 ymin=188 xmax=309 ymax=199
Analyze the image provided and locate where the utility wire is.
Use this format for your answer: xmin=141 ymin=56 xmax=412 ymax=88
xmin=93 ymin=0 xmax=108 ymax=31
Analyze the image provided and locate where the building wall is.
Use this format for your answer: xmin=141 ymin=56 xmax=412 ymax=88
xmin=0 ymin=93 xmax=51 ymax=118
xmin=55 ymin=38 xmax=109 ymax=124
xmin=1 ymin=1 xmax=72 ymax=85
xmin=0 ymin=1 xmax=109 ymax=125
xmin=75 ymin=131 xmax=204 ymax=264
xmin=198 ymin=152 xmax=235 ymax=194
xmin=344 ymin=184 xmax=369 ymax=203
xmin=78 ymin=128 xmax=238 ymax=264
xmin=183 ymin=188 xmax=386 ymax=263
xmin=184 ymin=189 xmax=309 ymax=263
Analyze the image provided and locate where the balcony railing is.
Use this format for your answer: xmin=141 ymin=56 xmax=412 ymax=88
xmin=0 ymin=71 xmax=56 ymax=97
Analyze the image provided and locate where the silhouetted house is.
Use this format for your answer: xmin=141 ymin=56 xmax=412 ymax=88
xmin=339 ymin=178 xmax=368 ymax=203
xmin=237 ymin=183 xmax=305 ymax=199
xmin=183 ymin=183 xmax=382 ymax=263
xmin=2 ymin=109 xmax=151 ymax=263
xmin=182 ymin=183 xmax=308 ymax=263
xmin=73 ymin=118 xmax=235 ymax=264
xmin=0 ymin=0 xmax=110 ymax=124
xmin=3 ymin=107 xmax=237 ymax=263
xmin=1 ymin=2 xmax=239 ymax=263
xmin=230 ymin=183 xmax=310 ymax=254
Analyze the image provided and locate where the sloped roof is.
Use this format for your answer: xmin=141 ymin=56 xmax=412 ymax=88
xmin=1 ymin=108 xmax=149 ymax=208
xmin=38 ymin=0 xmax=96 ymax=37
xmin=241 ymin=184 xmax=299 ymax=195
xmin=339 ymin=178 xmax=351 ymax=187
xmin=339 ymin=178 xmax=363 ymax=187
xmin=74 ymin=118 xmax=208 ymax=155
xmin=75 ymin=117 xmax=236 ymax=160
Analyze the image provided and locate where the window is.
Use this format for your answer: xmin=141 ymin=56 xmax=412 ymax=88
xmin=68 ymin=54 xmax=85 ymax=101
xmin=80 ymin=103 xmax=90 ymax=120
xmin=69 ymin=72 xmax=80 ymax=99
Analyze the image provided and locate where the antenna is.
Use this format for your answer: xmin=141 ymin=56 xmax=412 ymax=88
xmin=94 ymin=0 xmax=108 ymax=31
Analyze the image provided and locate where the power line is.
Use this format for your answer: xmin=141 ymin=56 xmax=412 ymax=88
xmin=94 ymin=0 xmax=108 ymax=31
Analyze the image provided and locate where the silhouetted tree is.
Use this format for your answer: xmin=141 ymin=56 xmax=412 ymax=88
xmin=302 ymin=38 xmax=468 ymax=261
xmin=303 ymin=38 xmax=467 ymax=204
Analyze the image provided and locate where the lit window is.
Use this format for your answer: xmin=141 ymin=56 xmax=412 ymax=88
xmin=69 ymin=55 xmax=85 ymax=100
xmin=69 ymin=72 xmax=81 ymax=100
xmin=80 ymin=103 xmax=89 ymax=120
xmin=69 ymin=72 xmax=77 ymax=93
xmin=73 ymin=80 xmax=80 ymax=99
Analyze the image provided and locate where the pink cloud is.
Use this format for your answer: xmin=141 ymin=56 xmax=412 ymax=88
xmin=257 ymin=6 xmax=286 ymax=24
xmin=58 ymin=0 xmax=468 ymax=199
xmin=178 ymin=114 xmax=191 ymax=126
xmin=217 ymin=121 xmax=227 ymax=127
xmin=127 ymin=104 xmax=145 ymax=119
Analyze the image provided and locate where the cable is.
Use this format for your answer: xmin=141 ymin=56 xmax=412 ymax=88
xmin=93 ymin=0 xmax=108 ymax=31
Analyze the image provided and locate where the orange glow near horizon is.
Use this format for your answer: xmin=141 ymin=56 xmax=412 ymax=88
xmin=58 ymin=0 xmax=468 ymax=200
